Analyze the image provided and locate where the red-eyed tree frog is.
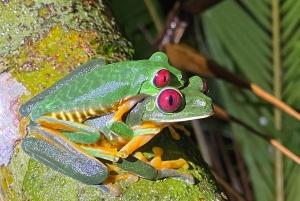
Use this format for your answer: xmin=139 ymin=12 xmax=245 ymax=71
xmin=20 ymin=52 xmax=185 ymax=160
xmin=21 ymin=75 xmax=213 ymax=196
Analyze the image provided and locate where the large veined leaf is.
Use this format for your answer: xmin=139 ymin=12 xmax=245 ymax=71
xmin=200 ymin=0 xmax=300 ymax=200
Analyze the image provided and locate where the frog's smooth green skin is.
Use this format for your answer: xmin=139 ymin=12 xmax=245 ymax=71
xmin=21 ymin=75 xmax=212 ymax=196
xmin=18 ymin=58 xmax=106 ymax=117
xmin=20 ymin=52 xmax=184 ymax=145
xmin=20 ymin=51 xmax=184 ymax=117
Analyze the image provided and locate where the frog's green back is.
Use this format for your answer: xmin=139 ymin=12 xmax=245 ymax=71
xmin=19 ymin=58 xmax=106 ymax=117
xmin=29 ymin=53 xmax=184 ymax=121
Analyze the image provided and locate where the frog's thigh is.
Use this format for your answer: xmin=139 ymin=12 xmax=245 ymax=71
xmin=36 ymin=116 xmax=100 ymax=143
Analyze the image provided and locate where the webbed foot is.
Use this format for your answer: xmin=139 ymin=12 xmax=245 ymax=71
xmin=134 ymin=147 xmax=189 ymax=170
xmin=94 ymin=183 xmax=123 ymax=197
xmin=133 ymin=147 xmax=194 ymax=184
xmin=167 ymin=124 xmax=191 ymax=140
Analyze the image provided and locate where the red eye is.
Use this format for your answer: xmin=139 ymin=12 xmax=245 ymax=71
xmin=202 ymin=78 xmax=209 ymax=94
xmin=157 ymin=88 xmax=182 ymax=112
xmin=153 ymin=69 xmax=170 ymax=88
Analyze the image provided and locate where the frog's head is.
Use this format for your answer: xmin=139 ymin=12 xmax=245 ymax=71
xmin=126 ymin=76 xmax=213 ymax=125
xmin=139 ymin=52 xmax=185 ymax=94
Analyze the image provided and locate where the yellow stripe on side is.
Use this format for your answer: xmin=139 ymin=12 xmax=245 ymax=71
xmin=45 ymin=101 xmax=123 ymax=123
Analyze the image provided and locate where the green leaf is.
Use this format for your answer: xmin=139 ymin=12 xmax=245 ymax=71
xmin=201 ymin=1 xmax=300 ymax=200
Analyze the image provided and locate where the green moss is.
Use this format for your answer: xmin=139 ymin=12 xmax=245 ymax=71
xmin=7 ymin=25 xmax=98 ymax=98
xmin=38 ymin=7 xmax=52 ymax=19
xmin=0 ymin=0 xmax=133 ymax=72
xmin=23 ymin=160 xmax=79 ymax=201
xmin=0 ymin=166 xmax=14 ymax=197
xmin=94 ymin=40 xmax=135 ymax=60
xmin=2 ymin=148 xmax=31 ymax=201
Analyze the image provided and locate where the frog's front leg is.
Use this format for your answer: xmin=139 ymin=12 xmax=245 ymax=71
xmin=116 ymin=121 xmax=167 ymax=156
xmin=106 ymin=94 xmax=149 ymax=139
xmin=83 ymin=114 xmax=163 ymax=160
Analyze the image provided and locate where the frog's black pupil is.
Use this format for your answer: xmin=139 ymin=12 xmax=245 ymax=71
xmin=169 ymin=95 xmax=173 ymax=105
xmin=164 ymin=76 xmax=166 ymax=83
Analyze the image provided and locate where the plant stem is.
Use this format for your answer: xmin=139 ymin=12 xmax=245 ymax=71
xmin=272 ymin=0 xmax=284 ymax=201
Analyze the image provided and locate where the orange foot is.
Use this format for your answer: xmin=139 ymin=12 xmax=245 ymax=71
xmin=134 ymin=146 xmax=189 ymax=170
xmin=167 ymin=124 xmax=191 ymax=140
xmin=95 ymin=164 xmax=139 ymax=196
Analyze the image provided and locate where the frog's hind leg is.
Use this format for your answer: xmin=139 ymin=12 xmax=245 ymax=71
xmin=25 ymin=126 xmax=126 ymax=196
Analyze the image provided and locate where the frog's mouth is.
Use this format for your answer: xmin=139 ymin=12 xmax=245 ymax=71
xmin=155 ymin=111 xmax=214 ymax=123
xmin=125 ymin=96 xmax=214 ymax=124
xmin=145 ymin=110 xmax=214 ymax=123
